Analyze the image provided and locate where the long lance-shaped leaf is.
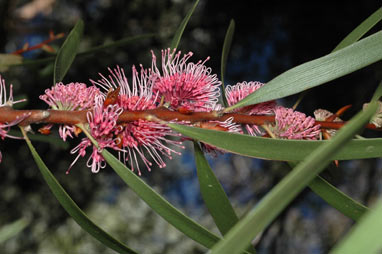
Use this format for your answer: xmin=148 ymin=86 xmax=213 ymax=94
xmin=194 ymin=143 xmax=257 ymax=253
xmin=290 ymin=162 xmax=368 ymax=221
xmin=170 ymin=0 xmax=200 ymax=50
xmin=293 ymin=7 xmax=382 ymax=108
xmin=54 ymin=20 xmax=84 ymax=84
xmin=226 ymin=30 xmax=382 ymax=111
xmin=333 ymin=8 xmax=382 ymax=52
xmin=170 ymin=124 xmax=370 ymax=221
xmin=168 ymin=124 xmax=382 ymax=161
xmin=220 ymin=19 xmax=235 ymax=107
xmin=208 ymin=94 xmax=378 ymax=254
xmin=330 ymin=200 xmax=382 ymax=254
xmin=100 ymin=149 xmax=220 ymax=249
xmin=0 ymin=218 xmax=29 ymax=244
xmin=193 ymin=142 xmax=239 ymax=235
xmin=80 ymin=126 xmax=251 ymax=254
xmin=21 ymin=128 xmax=137 ymax=254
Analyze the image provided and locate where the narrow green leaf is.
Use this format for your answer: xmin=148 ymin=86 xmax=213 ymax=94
xmin=220 ymin=19 xmax=235 ymax=107
xmin=333 ymin=8 xmax=382 ymax=52
xmin=194 ymin=142 xmax=239 ymax=235
xmin=227 ymin=31 xmax=382 ymax=110
xmin=330 ymin=201 xmax=382 ymax=254
xmin=288 ymin=161 xmax=368 ymax=221
xmin=54 ymin=20 xmax=84 ymax=84
xmin=0 ymin=218 xmax=29 ymax=244
xmin=21 ymin=129 xmax=137 ymax=254
xmin=100 ymin=149 xmax=220 ymax=249
xmin=292 ymin=8 xmax=382 ymax=108
xmin=170 ymin=0 xmax=200 ymax=50
xmin=209 ymin=100 xmax=378 ymax=254
xmin=194 ymin=143 xmax=257 ymax=253
xmin=168 ymin=124 xmax=382 ymax=161
xmin=308 ymin=175 xmax=368 ymax=221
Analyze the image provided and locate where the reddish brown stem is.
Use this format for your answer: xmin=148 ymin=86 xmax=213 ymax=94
xmin=0 ymin=107 xmax=380 ymax=131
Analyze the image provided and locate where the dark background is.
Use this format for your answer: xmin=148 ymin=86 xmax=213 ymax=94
xmin=0 ymin=1 xmax=381 ymax=253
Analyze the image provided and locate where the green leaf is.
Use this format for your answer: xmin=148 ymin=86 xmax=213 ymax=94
xmin=209 ymin=99 xmax=378 ymax=254
xmin=54 ymin=20 xmax=84 ymax=84
xmin=100 ymin=149 xmax=220 ymax=249
xmin=21 ymin=129 xmax=137 ymax=254
xmin=170 ymin=0 xmax=200 ymax=50
xmin=333 ymin=8 xmax=382 ymax=52
xmin=0 ymin=54 xmax=22 ymax=72
xmin=220 ymin=19 xmax=235 ymax=107
xmin=226 ymin=30 xmax=382 ymax=111
xmin=168 ymin=124 xmax=382 ymax=161
xmin=194 ymin=142 xmax=239 ymax=235
xmin=0 ymin=218 xmax=29 ymax=244
xmin=308 ymin=175 xmax=368 ymax=221
xmin=287 ymin=161 xmax=368 ymax=221
xmin=293 ymin=8 xmax=382 ymax=109
xmin=330 ymin=201 xmax=382 ymax=254
xmin=194 ymin=143 xmax=257 ymax=253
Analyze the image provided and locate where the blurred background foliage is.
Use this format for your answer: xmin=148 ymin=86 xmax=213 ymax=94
xmin=0 ymin=0 xmax=381 ymax=253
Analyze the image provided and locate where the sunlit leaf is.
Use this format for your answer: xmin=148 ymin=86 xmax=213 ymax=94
xmin=22 ymin=128 xmax=137 ymax=254
xmin=0 ymin=218 xmax=29 ymax=244
xmin=0 ymin=54 xmax=22 ymax=72
xmin=54 ymin=20 xmax=84 ymax=84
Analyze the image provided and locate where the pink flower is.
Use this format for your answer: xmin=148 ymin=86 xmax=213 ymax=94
xmin=225 ymin=81 xmax=277 ymax=135
xmin=271 ymin=106 xmax=320 ymax=140
xmin=91 ymin=65 xmax=184 ymax=175
xmin=0 ymin=76 xmax=28 ymax=163
xmin=150 ymin=48 xmax=221 ymax=112
xmin=40 ymin=82 xmax=100 ymax=141
xmin=68 ymin=96 xmax=123 ymax=174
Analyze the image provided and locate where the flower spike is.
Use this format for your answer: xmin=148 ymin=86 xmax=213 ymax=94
xmin=91 ymin=65 xmax=184 ymax=175
xmin=150 ymin=48 xmax=221 ymax=112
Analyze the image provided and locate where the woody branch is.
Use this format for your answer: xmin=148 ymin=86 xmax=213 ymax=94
xmin=0 ymin=106 xmax=379 ymax=131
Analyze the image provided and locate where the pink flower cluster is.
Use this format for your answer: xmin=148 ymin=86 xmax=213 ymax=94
xmin=0 ymin=48 xmax=323 ymax=173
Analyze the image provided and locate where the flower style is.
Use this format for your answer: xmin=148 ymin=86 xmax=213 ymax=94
xmin=69 ymin=95 xmax=123 ymax=174
xmin=40 ymin=82 xmax=100 ymax=141
xmin=270 ymin=106 xmax=321 ymax=140
xmin=150 ymin=48 xmax=221 ymax=112
xmin=225 ymin=81 xmax=277 ymax=135
xmin=0 ymin=76 xmax=28 ymax=163
xmin=91 ymin=65 xmax=184 ymax=175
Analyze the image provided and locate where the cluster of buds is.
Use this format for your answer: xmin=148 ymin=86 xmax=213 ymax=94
xmin=1 ymin=49 xmax=346 ymax=174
